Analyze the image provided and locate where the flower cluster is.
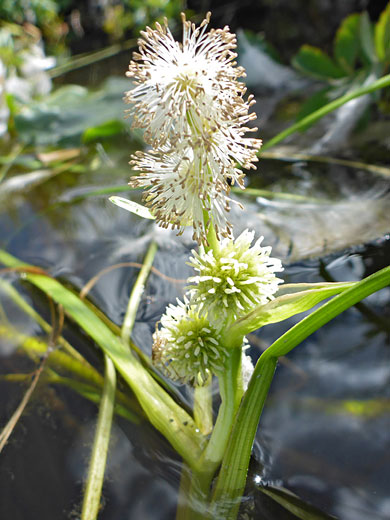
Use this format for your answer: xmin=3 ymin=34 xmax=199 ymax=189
xmin=187 ymin=230 xmax=283 ymax=323
xmin=152 ymin=298 xmax=227 ymax=385
xmin=126 ymin=13 xmax=283 ymax=387
xmin=126 ymin=12 xmax=262 ymax=244
xmin=152 ymin=229 xmax=283 ymax=385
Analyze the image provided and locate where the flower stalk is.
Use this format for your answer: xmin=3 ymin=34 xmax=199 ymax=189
xmin=123 ymin=10 xmax=286 ymax=519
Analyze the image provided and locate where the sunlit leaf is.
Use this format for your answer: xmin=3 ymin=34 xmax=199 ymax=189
xmin=334 ymin=13 xmax=361 ymax=73
xmin=375 ymin=2 xmax=390 ymax=61
xmin=360 ymin=12 xmax=378 ymax=64
xmin=83 ymin=120 xmax=125 ymax=143
xmin=292 ymin=45 xmax=345 ymax=80
xmin=109 ymin=196 xmax=155 ymax=219
xmin=224 ymin=282 xmax=355 ymax=346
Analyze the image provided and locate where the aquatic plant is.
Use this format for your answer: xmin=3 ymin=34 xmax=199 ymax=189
xmin=1 ymin=9 xmax=390 ymax=520
xmin=106 ymin=12 xmax=390 ymax=519
xmin=125 ymin=12 xmax=261 ymax=243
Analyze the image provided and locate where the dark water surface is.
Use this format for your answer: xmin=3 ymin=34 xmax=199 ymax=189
xmin=0 ymin=139 xmax=389 ymax=519
xmin=1 ymin=10 xmax=390 ymax=515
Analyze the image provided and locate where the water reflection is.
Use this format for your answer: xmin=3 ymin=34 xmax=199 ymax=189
xmin=0 ymin=143 xmax=389 ymax=519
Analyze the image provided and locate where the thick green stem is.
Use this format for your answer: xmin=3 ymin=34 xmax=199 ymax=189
xmin=177 ymin=349 xmax=242 ymax=520
xmin=200 ymin=349 xmax=241 ymax=474
xmin=193 ymin=378 xmax=213 ymax=435
xmin=210 ymin=357 xmax=277 ymax=520
xmin=81 ymin=355 xmax=116 ymax=520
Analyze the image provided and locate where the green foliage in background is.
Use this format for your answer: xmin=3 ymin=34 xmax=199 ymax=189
xmin=0 ymin=0 xmax=68 ymax=54
xmin=0 ymin=0 xmax=185 ymax=52
xmin=102 ymin=0 xmax=185 ymax=41
xmin=292 ymin=3 xmax=390 ymax=120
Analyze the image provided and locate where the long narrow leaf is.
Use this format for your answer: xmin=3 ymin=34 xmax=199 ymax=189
xmin=224 ymin=282 xmax=355 ymax=348
xmin=258 ymin=485 xmax=337 ymax=520
xmin=121 ymin=241 xmax=157 ymax=341
xmin=81 ymin=355 xmax=116 ymax=520
xmin=0 ymin=249 xmax=204 ymax=469
xmin=211 ymin=265 xmax=390 ymax=520
xmin=109 ymin=196 xmax=155 ymax=220
xmin=0 ymin=324 xmax=141 ymax=421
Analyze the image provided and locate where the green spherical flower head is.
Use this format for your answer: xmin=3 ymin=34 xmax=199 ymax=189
xmin=152 ymin=298 xmax=227 ymax=386
xmin=187 ymin=229 xmax=283 ymax=324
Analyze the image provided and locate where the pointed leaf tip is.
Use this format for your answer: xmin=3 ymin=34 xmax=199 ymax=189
xmin=109 ymin=196 xmax=155 ymax=220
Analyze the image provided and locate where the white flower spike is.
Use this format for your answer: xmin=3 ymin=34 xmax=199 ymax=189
xmin=125 ymin=12 xmax=258 ymax=148
xmin=129 ymin=138 xmax=240 ymax=243
xmin=126 ymin=12 xmax=262 ymax=244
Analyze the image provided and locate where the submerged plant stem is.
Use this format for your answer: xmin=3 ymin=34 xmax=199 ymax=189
xmin=200 ymin=349 xmax=241 ymax=473
xmin=179 ymin=349 xmax=242 ymax=519
xmin=0 ymin=357 xmax=47 ymax=454
xmin=0 ymin=249 xmax=205 ymax=469
xmin=176 ymin=464 xmax=193 ymax=520
xmin=81 ymin=355 xmax=116 ymax=520
xmin=0 ymin=277 xmax=88 ymax=365
xmin=121 ymin=241 xmax=158 ymax=343
xmin=210 ymin=357 xmax=277 ymax=520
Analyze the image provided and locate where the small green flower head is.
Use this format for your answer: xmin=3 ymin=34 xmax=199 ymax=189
xmin=187 ymin=229 xmax=283 ymax=323
xmin=152 ymin=298 xmax=227 ymax=386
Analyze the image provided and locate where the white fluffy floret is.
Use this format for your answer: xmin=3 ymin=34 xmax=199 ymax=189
xmin=126 ymin=13 xmax=262 ymax=244
xmin=152 ymin=297 xmax=228 ymax=385
xmin=125 ymin=12 xmax=259 ymax=150
xmin=187 ymin=229 xmax=284 ymax=323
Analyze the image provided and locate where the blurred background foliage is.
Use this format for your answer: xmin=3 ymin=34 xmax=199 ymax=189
xmin=1 ymin=0 xmax=389 ymax=57
xmin=1 ymin=0 xmax=390 ymax=148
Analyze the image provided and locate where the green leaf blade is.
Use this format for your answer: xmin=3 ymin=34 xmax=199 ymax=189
xmin=360 ymin=12 xmax=378 ymax=63
xmin=334 ymin=13 xmax=361 ymax=73
xmin=292 ymin=45 xmax=346 ymax=80
xmin=262 ymin=73 xmax=390 ymax=151
xmin=211 ymin=265 xmax=390 ymax=519
xmin=375 ymin=2 xmax=390 ymax=61
xmin=259 ymin=486 xmax=337 ymax=520
xmin=0 ymin=249 xmax=204 ymax=469
xmin=225 ymin=282 xmax=355 ymax=347
xmin=82 ymin=120 xmax=125 ymax=143
xmin=81 ymin=355 xmax=116 ymax=520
